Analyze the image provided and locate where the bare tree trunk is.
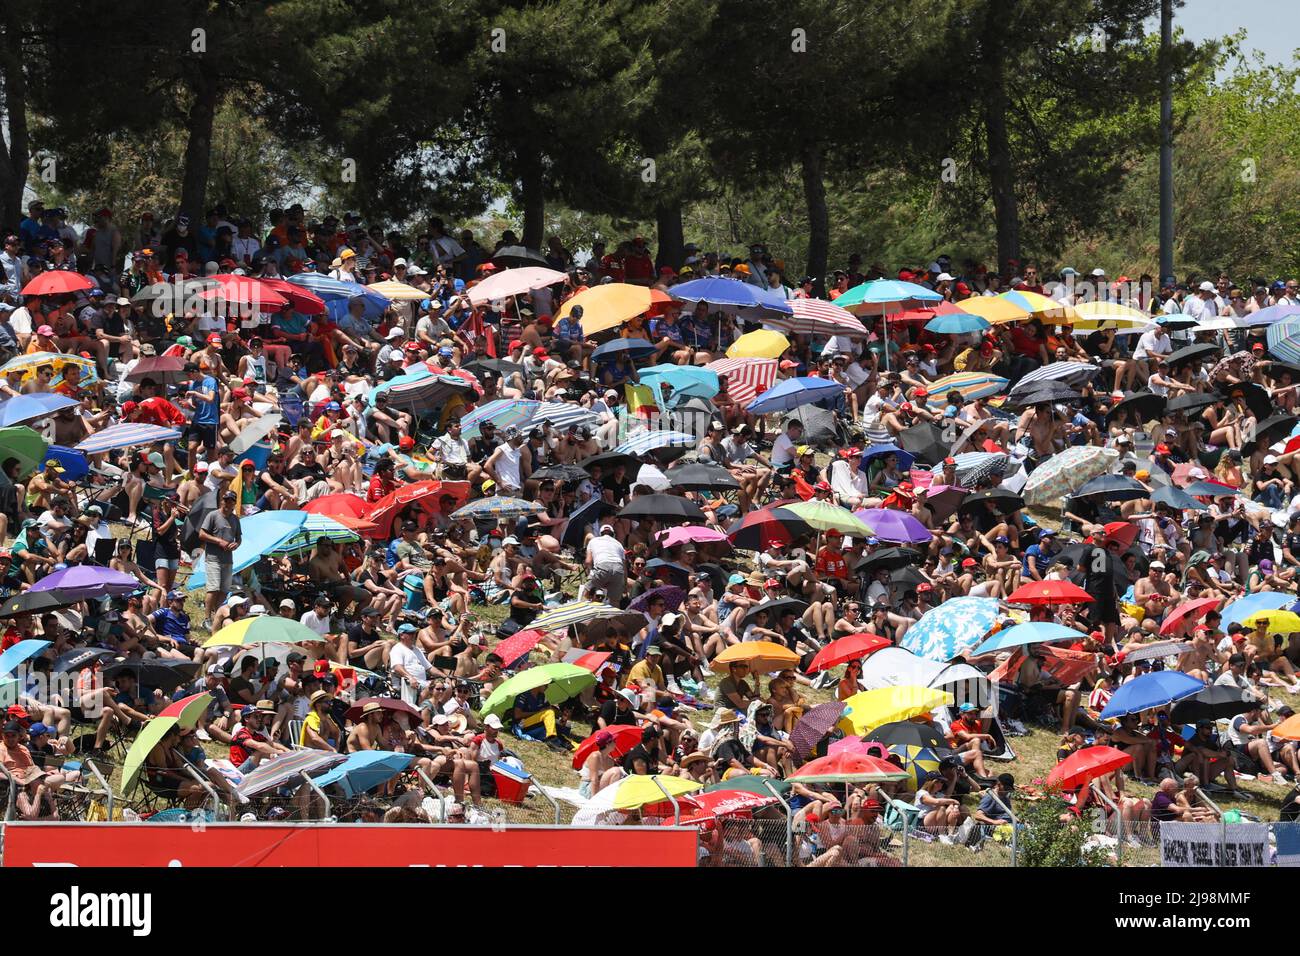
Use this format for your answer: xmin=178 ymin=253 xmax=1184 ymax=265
xmin=801 ymin=142 xmax=829 ymax=294
xmin=655 ymin=200 xmax=683 ymax=271
xmin=0 ymin=10 xmax=30 ymax=231
xmin=178 ymin=65 xmax=220 ymax=223
xmin=983 ymin=7 xmax=1019 ymax=276
xmin=519 ymin=154 xmax=545 ymax=250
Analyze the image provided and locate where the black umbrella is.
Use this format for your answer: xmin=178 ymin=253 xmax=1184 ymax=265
xmin=1218 ymin=380 xmax=1272 ymax=420
xmin=781 ymin=405 xmax=842 ymax=449
xmin=1106 ymin=391 xmax=1166 ymax=424
xmin=1263 ymin=360 xmax=1300 ymax=381
xmin=1009 ymin=381 xmax=1082 ymax=407
xmin=741 ymin=596 xmax=808 ymax=628
xmin=102 ymin=659 xmax=198 ymax=695
xmin=181 ymin=490 xmax=218 ymax=553
xmin=579 ymin=450 xmax=641 ymax=473
xmin=1170 ymin=686 xmax=1259 ymax=724
xmin=1074 ymin=474 xmax=1151 ymax=502
xmin=865 ymin=720 xmax=952 ymax=751
xmin=958 ymin=487 xmax=1025 ymax=517
xmin=1151 ymin=486 xmax=1208 ymax=512
xmin=560 ymin=496 xmax=616 ymax=548
xmin=0 ymin=588 xmax=80 ymax=618
xmin=617 ymin=493 xmax=705 ymax=523
xmin=898 ymin=422 xmax=950 ymax=466
xmin=1166 ymin=343 xmax=1221 ymax=370
xmin=890 ymin=566 xmax=928 ymax=588
xmin=1247 ymin=413 xmax=1300 ymax=454
xmin=663 ymin=461 xmax=741 ymax=491
xmin=1166 ymin=392 xmax=1218 ymax=416
xmin=491 ymin=245 xmax=549 ymax=268
xmin=531 ymin=464 xmax=589 ymax=482
xmin=644 ymin=559 xmax=693 ymax=583
xmin=854 ymin=546 xmax=923 ymax=575
xmin=463 ymin=358 xmax=525 ymax=380
xmin=52 ymin=647 xmax=116 ymax=674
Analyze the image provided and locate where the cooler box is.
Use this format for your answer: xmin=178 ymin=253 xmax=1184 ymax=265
xmin=491 ymin=761 xmax=532 ymax=804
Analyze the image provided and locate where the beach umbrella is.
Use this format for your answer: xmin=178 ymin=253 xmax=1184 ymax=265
xmin=1151 ymin=486 xmax=1207 ymax=512
xmin=854 ymin=509 xmax=932 ymax=544
xmin=926 ymin=371 xmax=1009 ymax=402
xmin=834 ymin=279 xmax=941 ymax=316
xmin=250 ymin=277 xmax=326 ymax=314
xmin=703 ymin=357 xmax=780 ymax=405
xmin=479 ymin=662 xmax=596 ymax=719
xmin=490 ymin=628 xmax=554 ymax=669
xmin=1220 ymin=592 xmax=1294 ymax=631
xmin=0 ymin=352 xmax=98 ymax=389
xmin=942 ymin=451 xmax=1009 ymax=487
xmin=1047 ymin=746 xmax=1132 ymax=791
xmin=29 ymin=566 xmax=137 ymax=598
xmin=237 ymin=749 xmax=349 ymax=799
xmin=372 ymin=371 xmax=474 ymax=413
xmin=789 ymin=701 xmax=848 ymax=762
xmin=313 ymin=751 xmax=414 ymax=797
xmin=1099 ymin=671 xmax=1206 ymax=719
xmin=726 ymin=501 xmax=811 ymax=550
xmin=367 ymin=280 xmax=429 ymax=301
xmin=663 ymin=462 xmax=740 ymax=491
xmin=1023 ymin=444 xmax=1119 ymax=506
xmin=302 ymin=493 xmax=369 ymax=521
xmin=0 ymin=426 xmax=48 ymax=476
xmin=704 ymin=775 xmax=794 ymax=798
xmin=184 ymin=511 xmax=309 ymax=589
xmin=727 ymin=329 xmax=790 ymax=359
xmin=1014 ymin=361 xmax=1102 ymax=392
xmin=853 ymin=546 xmax=922 ymax=575
xmin=203 ymin=615 xmax=324 ymax=648
xmin=954 ymin=295 xmax=1031 ymax=325
xmin=1006 ymin=580 xmax=1094 ymax=606
xmin=570 ymin=724 xmax=647 ymax=771
xmin=1169 ymin=686 xmax=1258 ymax=725
xmin=899 ymin=596 xmax=1000 ymax=662
xmin=1074 ymin=473 xmax=1150 ymax=502
xmin=264 ymin=513 xmax=360 ymax=557
xmin=710 ymin=641 xmax=801 ymax=675
xmin=1240 ymin=609 xmax=1300 ymax=633
xmin=75 ymin=422 xmax=181 ymax=455
xmin=839 ymin=687 xmax=953 ymax=735
xmin=617 ymin=494 xmax=705 ymax=523
xmin=465 ymin=266 xmax=564 ymax=305
xmin=452 ymin=495 xmax=545 ymax=520
xmin=888 ymin=744 xmax=948 ymax=789
xmin=0 ymin=639 xmax=52 ymax=679
xmin=531 ymin=601 xmax=628 ymax=633
xmin=655 ymin=788 xmax=780 ymax=827
xmin=779 ymin=499 xmax=871 ymax=537
xmin=971 ymin=621 xmax=1081 ymax=656
xmin=669 ymin=276 xmax=792 ymax=319
xmin=1159 ymin=597 xmax=1222 ymax=635
xmin=1071 ymin=301 xmax=1155 ymax=331
xmin=999 ymin=289 xmax=1078 ymax=322
xmin=612 ymin=430 xmax=698 ymax=456
xmin=791 ymin=752 xmax=910 ymax=784
xmin=557 ymin=283 xmax=674 ymax=334
xmin=656 ymin=525 xmax=729 ymax=550
xmin=1269 ymin=715 xmax=1300 ymax=742
xmin=827 ymin=736 xmax=890 ymax=759
xmin=121 ymin=692 xmax=212 ymax=794
xmin=767 ymin=298 xmax=865 ymax=337
xmin=0 ymin=392 xmax=78 ymax=427
xmin=1267 ymin=312 xmax=1300 ymax=363
xmin=638 ymin=364 xmax=720 ymax=406
xmin=22 ymin=271 xmax=94 ymax=296
xmin=365 ymin=479 xmax=468 ymax=537
xmin=807 ymin=633 xmax=891 ymax=674
xmin=746 ymin=376 xmax=842 ymax=415
xmin=1106 ymin=391 xmax=1166 ymax=424
xmin=573 ymin=775 xmax=702 ymax=824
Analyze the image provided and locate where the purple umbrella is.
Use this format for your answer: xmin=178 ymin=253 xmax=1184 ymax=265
xmin=791 ymin=701 xmax=848 ymax=762
xmin=628 ymin=585 xmax=686 ymax=614
xmin=30 ymin=565 xmax=139 ymax=598
xmin=854 ymin=508 xmax=934 ymax=545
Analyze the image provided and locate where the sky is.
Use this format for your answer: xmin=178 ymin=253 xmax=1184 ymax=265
xmin=1165 ymin=0 xmax=1299 ymax=70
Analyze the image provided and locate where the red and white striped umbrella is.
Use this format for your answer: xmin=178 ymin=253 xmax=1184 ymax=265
xmin=765 ymin=298 xmax=865 ymax=337
xmin=704 ymin=357 xmax=778 ymax=406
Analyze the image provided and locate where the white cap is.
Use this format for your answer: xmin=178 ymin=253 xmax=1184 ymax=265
xmin=279 ymin=598 xmax=296 ymax=611
xmin=116 ymin=297 xmax=130 ymax=306
xmin=1149 ymin=561 xmax=1166 ymax=569
xmin=1199 ymin=281 xmax=1216 ymax=292
xmin=599 ymin=523 xmax=615 ymax=534
xmin=228 ymin=595 xmax=247 ymax=608
xmin=393 ymin=258 xmax=408 ymax=268
xmin=501 ymin=535 xmax=520 ymax=546
xmin=249 ymin=604 xmax=266 ymax=615
xmin=661 ymin=612 xmax=680 ymax=627
xmin=407 ymin=264 xmax=426 ymax=276
xmin=385 ymin=327 xmax=405 ymax=339
xmin=430 ymin=713 xmax=450 ymax=726
xmin=935 ymin=272 xmax=955 ymax=282
xmin=1116 ymin=434 xmax=1133 ymax=444
xmin=1091 ymin=268 xmax=1106 ymax=277
xmin=467 ymin=634 xmax=483 ymax=646
xmin=620 ymin=689 xmax=639 ymax=705
xmin=484 ymin=714 xmax=503 ymax=729
xmin=194 ymin=461 xmax=209 ymax=473
xmin=1264 ymin=454 xmax=1279 ymax=464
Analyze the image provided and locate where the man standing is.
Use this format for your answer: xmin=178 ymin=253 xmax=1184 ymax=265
xmin=583 ymin=523 xmax=627 ymax=606
xmin=198 ymin=490 xmax=242 ymax=629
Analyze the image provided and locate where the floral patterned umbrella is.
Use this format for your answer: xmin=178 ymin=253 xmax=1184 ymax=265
xmin=899 ymin=596 xmax=1000 ymax=662
xmin=1022 ymin=444 xmax=1119 ymax=507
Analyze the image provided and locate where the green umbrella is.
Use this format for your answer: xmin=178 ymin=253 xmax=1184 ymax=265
xmin=479 ymin=663 xmax=596 ymax=719
xmin=704 ymin=775 xmax=792 ymax=796
xmin=0 ymin=426 xmax=49 ymax=478
xmin=780 ymin=500 xmax=872 ymax=536
xmin=120 ymin=692 xmax=212 ymax=795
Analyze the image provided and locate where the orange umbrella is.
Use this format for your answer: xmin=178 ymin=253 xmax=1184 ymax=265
xmin=710 ymin=641 xmax=800 ymax=674
xmin=1271 ymin=714 xmax=1300 ymax=741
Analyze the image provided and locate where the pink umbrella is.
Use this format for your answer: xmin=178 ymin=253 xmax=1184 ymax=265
xmin=916 ymin=483 xmax=967 ymax=522
xmin=828 ymin=736 xmax=891 ymax=760
xmin=656 ymin=525 xmax=731 ymax=548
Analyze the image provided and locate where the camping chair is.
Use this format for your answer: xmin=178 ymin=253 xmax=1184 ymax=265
xmin=286 ymin=718 xmax=306 ymax=750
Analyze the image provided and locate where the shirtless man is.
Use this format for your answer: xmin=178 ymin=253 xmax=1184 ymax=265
xmin=1132 ymin=561 xmax=1175 ymax=628
xmin=1017 ymin=403 xmax=1063 ymax=467
xmin=307 ymin=539 xmax=370 ymax=617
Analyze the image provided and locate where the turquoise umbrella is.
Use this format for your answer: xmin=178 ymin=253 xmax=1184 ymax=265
xmin=185 ymin=511 xmax=308 ymax=589
xmin=638 ymin=364 xmax=720 ymax=404
xmin=970 ymin=621 xmax=1081 ymax=656
xmin=899 ymin=596 xmax=1000 ymax=662
xmin=0 ymin=639 xmax=51 ymax=678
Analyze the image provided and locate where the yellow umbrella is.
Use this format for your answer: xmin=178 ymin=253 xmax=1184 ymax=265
xmin=954 ymin=297 xmax=1029 ymax=325
xmin=604 ymin=774 xmax=701 ymax=810
xmin=1241 ymin=610 xmax=1300 ymax=633
xmin=555 ymin=283 xmax=659 ymax=335
xmin=999 ymin=290 xmax=1078 ymax=324
xmin=1072 ymin=301 xmax=1155 ymax=332
xmin=368 ymin=280 xmax=430 ymax=302
xmin=711 ymin=640 xmax=802 ymax=674
xmin=727 ymin=329 xmax=790 ymax=359
xmin=838 ymin=686 xmax=954 ymax=735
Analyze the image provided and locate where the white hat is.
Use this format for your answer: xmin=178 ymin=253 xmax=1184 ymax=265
xmin=1149 ymin=561 xmax=1166 ymax=569
xmin=484 ymin=714 xmax=503 ymax=729
xmin=385 ymin=327 xmax=405 ymax=340
xmin=279 ymin=598 xmax=296 ymax=611
xmin=935 ymin=272 xmax=955 ymax=282
xmin=619 ymin=689 xmax=640 ymax=705
xmin=116 ymin=296 xmax=130 ymax=306
xmin=393 ymin=258 xmax=408 ymax=268
xmin=1264 ymin=454 xmax=1279 ymax=464
xmin=1116 ymin=435 xmax=1133 ymax=445
xmin=467 ymin=634 xmax=483 ymax=646
xmin=1090 ymin=268 xmax=1106 ymax=277
xmin=599 ymin=523 xmax=615 ymax=534
xmin=1199 ymin=281 xmax=1216 ymax=292
xmin=501 ymin=535 xmax=520 ymax=546
xmin=249 ymin=604 xmax=266 ymax=615
xmin=430 ymin=713 xmax=450 ymax=726
xmin=228 ymin=595 xmax=247 ymax=608
xmin=661 ymin=612 xmax=680 ymax=627
xmin=407 ymin=264 xmax=427 ymax=276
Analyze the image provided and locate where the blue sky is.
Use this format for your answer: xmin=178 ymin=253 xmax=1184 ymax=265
xmin=1166 ymin=0 xmax=1299 ymax=69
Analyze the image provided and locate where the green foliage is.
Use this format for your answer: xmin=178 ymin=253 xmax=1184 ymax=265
xmin=1017 ymin=795 xmax=1109 ymax=867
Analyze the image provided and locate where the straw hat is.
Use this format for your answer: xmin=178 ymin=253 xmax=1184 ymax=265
xmin=680 ymin=751 xmax=709 ymax=768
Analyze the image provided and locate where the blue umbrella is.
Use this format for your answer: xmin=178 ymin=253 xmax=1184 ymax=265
xmin=285 ymin=274 xmax=390 ymax=321
xmin=924 ymin=312 xmax=991 ymax=335
xmin=638 ymin=364 xmax=720 ymax=403
xmin=1151 ymin=486 xmax=1207 ymax=512
xmin=1183 ymin=480 xmax=1241 ymax=498
xmin=312 ymin=750 xmax=413 ymax=797
xmin=746 ymin=376 xmax=843 ymax=415
xmin=1221 ymin=591 xmax=1293 ymax=631
xmin=593 ymin=338 xmax=657 ymax=362
xmin=858 ymin=443 xmax=915 ymax=473
xmin=971 ymin=622 xmax=1081 ymax=656
xmin=43 ymin=445 xmax=89 ymax=480
xmin=900 ymin=597 xmax=1000 ymax=662
xmin=1099 ymin=671 xmax=1206 ymax=719
xmin=185 ymin=511 xmax=308 ymax=589
xmin=0 ymin=392 xmax=78 ymax=427
xmin=668 ymin=277 xmax=793 ymax=318
xmin=0 ymin=639 xmax=51 ymax=679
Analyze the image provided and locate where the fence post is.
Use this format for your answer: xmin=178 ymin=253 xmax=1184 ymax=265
xmin=83 ymin=758 xmax=114 ymax=822
xmin=983 ymin=786 xmax=1018 ymax=866
xmin=902 ymin=815 xmax=910 ymax=867
xmin=0 ymin=762 xmax=13 ymax=822
xmin=301 ymin=771 xmax=331 ymax=821
xmin=760 ymin=779 xmax=793 ymax=867
xmin=416 ymin=768 xmax=446 ymax=822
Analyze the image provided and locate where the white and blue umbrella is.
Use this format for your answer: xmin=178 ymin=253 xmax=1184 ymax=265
xmin=75 ymin=422 xmax=183 ymax=455
xmin=746 ymin=376 xmax=843 ymax=415
xmin=1242 ymin=302 xmax=1300 ymax=329
xmin=533 ymin=401 xmax=601 ymax=432
xmin=370 ymin=367 xmax=473 ymax=412
xmin=899 ymin=597 xmax=1000 ymax=662
xmin=1267 ymin=312 xmax=1300 ymax=363
xmin=285 ymin=274 xmax=390 ymax=321
xmin=458 ymin=398 xmax=539 ymax=439
xmin=613 ymin=430 xmax=698 ymax=456
xmin=265 ymin=513 xmax=360 ymax=556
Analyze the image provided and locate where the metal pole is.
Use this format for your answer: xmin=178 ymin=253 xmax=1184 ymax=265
xmin=761 ymin=778 xmax=794 ymax=867
xmin=181 ymin=763 xmax=221 ymax=820
xmin=416 ymin=768 xmax=446 ymax=822
xmin=300 ymin=770 xmax=331 ymax=822
xmin=0 ymin=762 xmax=14 ymax=822
xmin=1158 ymin=0 xmax=1175 ymax=283
xmin=902 ymin=809 xmax=910 ymax=867
xmin=1090 ymin=783 xmax=1122 ymax=866
xmin=84 ymin=759 xmax=114 ymax=822
xmin=984 ymin=786 xmax=1018 ymax=866
xmin=532 ymin=779 xmax=562 ymax=825
xmin=652 ymin=776 xmax=681 ymax=826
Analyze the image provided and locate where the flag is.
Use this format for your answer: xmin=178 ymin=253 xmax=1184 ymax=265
xmin=625 ymin=383 xmax=657 ymax=419
xmin=468 ymin=308 xmax=497 ymax=358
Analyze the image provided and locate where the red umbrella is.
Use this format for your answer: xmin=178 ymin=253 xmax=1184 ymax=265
xmin=492 ymin=628 xmax=553 ymax=668
xmin=726 ymin=499 xmax=809 ymax=551
xmin=890 ymin=300 xmax=963 ymax=323
xmin=199 ymin=276 xmax=288 ymax=311
xmin=443 ymin=367 xmax=483 ymax=396
xmin=807 ymin=632 xmax=890 ymax=674
xmin=1102 ymin=520 xmax=1139 ymax=551
xmin=303 ymin=493 xmax=370 ymax=520
xmin=21 ymin=271 xmax=93 ymax=296
xmin=656 ymin=788 xmax=778 ymax=826
xmin=1006 ymin=580 xmax=1094 ymax=606
xmin=365 ymin=480 xmax=470 ymax=538
xmin=1159 ymin=596 xmax=1221 ymax=636
xmin=568 ymin=650 xmax=611 ymax=673
xmin=791 ymin=752 xmax=911 ymax=784
xmin=258 ymin=276 xmax=327 ymax=315
xmin=345 ymin=696 xmax=422 ymax=722
xmin=1046 ymin=745 xmax=1131 ymax=791
xmin=570 ymin=724 xmax=646 ymax=770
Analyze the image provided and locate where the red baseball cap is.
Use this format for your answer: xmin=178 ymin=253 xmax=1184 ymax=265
xmin=532 ymin=346 xmax=548 ymax=358
xmin=508 ymin=339 xmax=523 ymax=351
xmin=207 ymin=333 xmax=222 ymax=344
xmin=399 ymin=435 xmax=415 ymax=451
xmin=961 ymin=557 xmax=977 ymax=568
xmin=1155 ymin=443 xmax=1171 ymax=455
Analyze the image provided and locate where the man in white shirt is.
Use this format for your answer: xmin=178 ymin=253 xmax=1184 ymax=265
xmin=299 ymin=595 xmax=335 ymax=639
xmin=1133 ymin=324 xmax=1171 ymax=363
xmin=390 ymin=625 xmax=432 ymax=706
xmin=770 ymin=420 xmax=804 ymax=468
xmin=584 ymin=523 xmax=627 ymax=605
xmin=1183 ymin=282 xmax=1219 ymax=324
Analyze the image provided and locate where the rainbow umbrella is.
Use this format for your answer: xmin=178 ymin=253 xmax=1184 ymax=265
xmin=121 ymin=692 xmax=212 ymax=794
xmin=998 ymin=289 xmax=1078 ymax=323
xmin=926 ymin=371 xmax=1009 ymax=402
xmin=0 ymin=351 xmax=99 ymax=387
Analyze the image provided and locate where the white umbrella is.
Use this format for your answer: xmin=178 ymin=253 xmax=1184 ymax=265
xmin=466 ymin=266 xmax=567 ymax=305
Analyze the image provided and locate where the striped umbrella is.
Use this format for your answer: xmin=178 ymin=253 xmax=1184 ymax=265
xmin=265 ymin=513 xmax=361 ymax=556
xmin=450 ymin=495 xmax=544 ymax=520
xmin=999 ymin=289 xmax=1078 ymax=323
xmin=367 ymin=279 xmax=430 ymax=301
xmin=1267 ymin=312 xmax=1300 ymax=363
xmin=370 ymin=368 xmax=473 ymax=412
xmin=943 ymin=451 xmax=1008 ymax=487
xmin=832 ymin=279 xmax=941 ymax=317
xmin=533 ymin=401 xmax=601 ymax=432
xmin=459 ymin=398 xmax=540 ymax=439
xmin=613 ymin=430 xmax=698 ymax=456
xmin=532 ymin=601 xmax=627 ymax=633
xmin=704 ymin=358 xmax=778 ymax=406
xmin=1072 ymin=301 xmax=1155 ymax=333
xmin=1012 ymin=361 xmax=1101 ymax=392
xmin=237 ymin=749 xmax=349 ymax=799
xmin=765 ymin=298 xmax=865 ymax=337
xmin=75 ymin=422 xmax=182 ymax=455
xmin=926 ymin=371 xmax=1008 ymax=402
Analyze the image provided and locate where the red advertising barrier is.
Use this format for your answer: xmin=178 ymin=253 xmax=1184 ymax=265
xmin=1 ymin=823 xmax=698 ymax=868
